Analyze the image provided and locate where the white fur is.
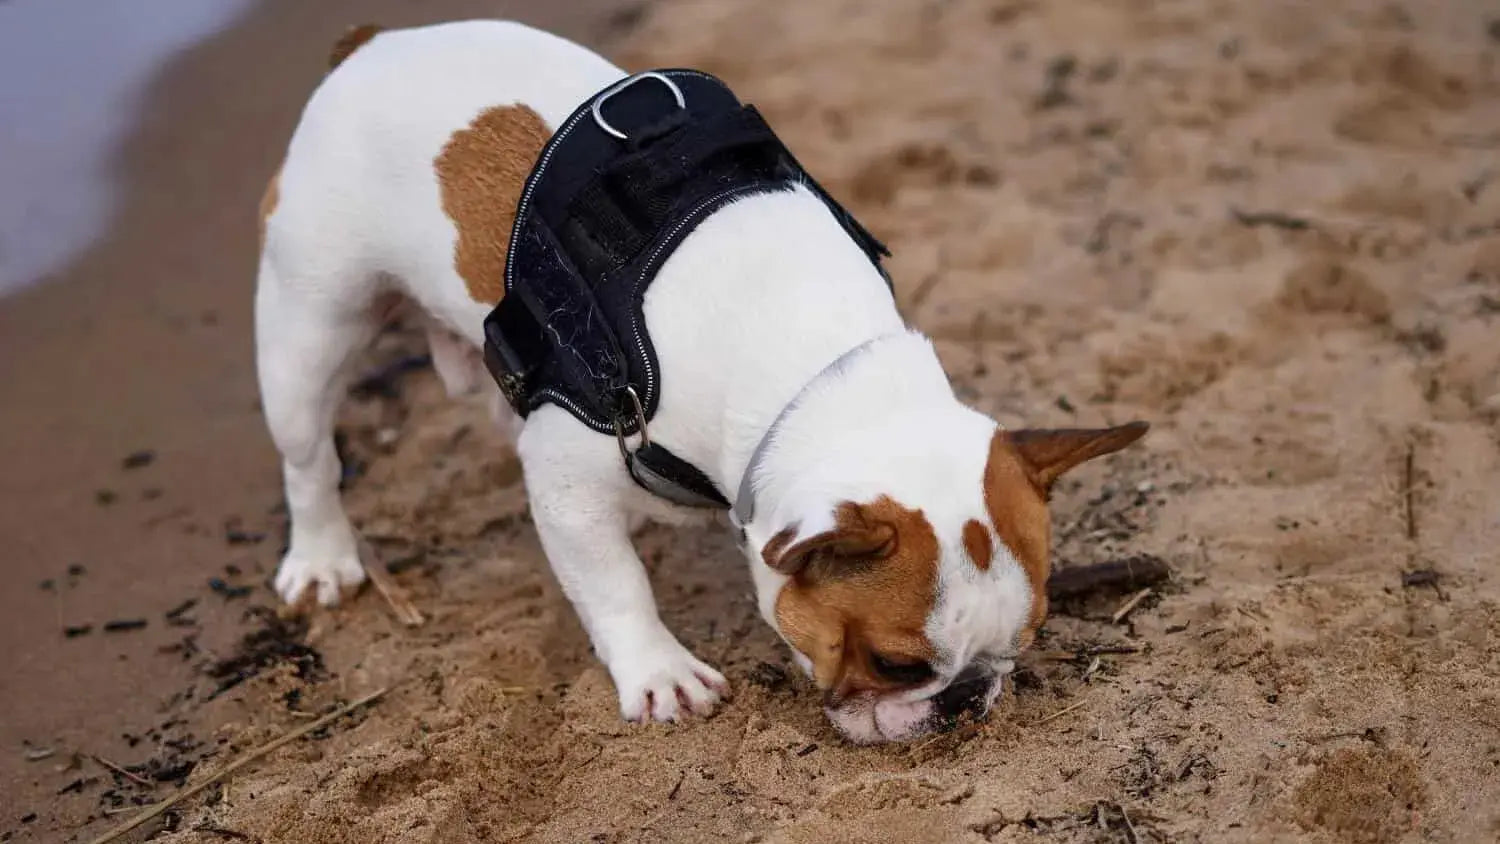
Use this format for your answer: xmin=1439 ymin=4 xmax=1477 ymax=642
xmin=256 ymin=20 xmax=1031 ymax=739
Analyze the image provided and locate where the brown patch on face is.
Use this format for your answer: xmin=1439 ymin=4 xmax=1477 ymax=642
xmin=962 ymin=519 xmax=993 ymax=571
xmin=770 ymin=497 xmax=940 ymax=703
xmin=434 ymin=105 xmax=551 ymax=304
xmin=328 ymin=24 xmax=384 ymax=70
xmin=985 ymin=422 xmax=1150 ymax=643
xmin=258 ymin=166 xmax=281 ymax=248
xmin=983 ymin=436 xmax=1053 ymax=640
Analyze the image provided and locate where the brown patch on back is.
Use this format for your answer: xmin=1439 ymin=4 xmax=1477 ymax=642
xmin=962 ymin=519 xmax=993 ymax=571
xmin=983 ymin=434 xmax=1053 ymax=639
xmin=258 ymin=166 xmax=281 ymax=247
xmin=434 ymin=105 xmax=551 ymax=304
xmin=771 ymin=497 xmax=940 ymax=703
xmin=328 ymin=24 xmax=384 ymax=70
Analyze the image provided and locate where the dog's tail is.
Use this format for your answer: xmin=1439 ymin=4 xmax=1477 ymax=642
xmin=328 ymin=24 xmax=384 ymax=70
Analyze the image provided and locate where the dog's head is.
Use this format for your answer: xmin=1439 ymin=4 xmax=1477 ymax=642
xmin=748 ymin=415 xmax=1147 ymax=743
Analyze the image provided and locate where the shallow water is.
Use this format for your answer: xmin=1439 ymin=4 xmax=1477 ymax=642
xmin=0 ymin=0 xmax=250 ymax=294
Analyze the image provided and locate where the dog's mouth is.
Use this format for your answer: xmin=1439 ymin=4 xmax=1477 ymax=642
xmin=824 ymin=668 xmax=1002 ymax=744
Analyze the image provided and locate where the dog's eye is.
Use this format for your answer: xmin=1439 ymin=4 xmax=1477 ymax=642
xmin=870 ymin=653 xmax=935 ymax=685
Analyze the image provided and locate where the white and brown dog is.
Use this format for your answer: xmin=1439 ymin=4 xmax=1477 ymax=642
xmin=256 ymin=20 xmax=1147 ymax=743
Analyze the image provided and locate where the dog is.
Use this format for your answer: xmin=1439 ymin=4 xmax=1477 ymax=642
xmin=255 ymin=19 xmax=1148 ymax=743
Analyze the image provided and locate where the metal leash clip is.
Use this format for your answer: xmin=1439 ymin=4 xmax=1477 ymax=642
xmin=613 ymin=384 xmax=730 ymax=509
xmin=612 ymin=385 xmax=650 ymax=462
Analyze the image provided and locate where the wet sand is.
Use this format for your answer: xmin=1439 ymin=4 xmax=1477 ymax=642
xmin=0 ymin=2 xmax=628 ymax=839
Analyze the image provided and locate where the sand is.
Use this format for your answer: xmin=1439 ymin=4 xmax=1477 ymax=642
xmin=5 ymin=0 xmax=1499 ymax=842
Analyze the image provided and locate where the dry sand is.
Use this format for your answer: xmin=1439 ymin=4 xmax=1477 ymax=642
xmin=6 ymin=0 xmax=1500 ymax=842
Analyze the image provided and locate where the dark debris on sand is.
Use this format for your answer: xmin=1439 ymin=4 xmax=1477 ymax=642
xmin=204 ymin=607 xmax=325 ymax=699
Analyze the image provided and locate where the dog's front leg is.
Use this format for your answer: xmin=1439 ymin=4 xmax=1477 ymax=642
xmin=518 ymin=411 xmax=728 ymax=722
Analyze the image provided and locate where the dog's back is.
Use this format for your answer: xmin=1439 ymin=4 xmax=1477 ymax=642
xmin=259 ymin=21 xmax=622 ymax=344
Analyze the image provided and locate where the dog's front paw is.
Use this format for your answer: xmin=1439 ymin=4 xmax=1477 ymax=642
xmin=609 ymin=634 xmax=729 ymax=723
xmin=274 ymin=550 xmax=365 ymax=607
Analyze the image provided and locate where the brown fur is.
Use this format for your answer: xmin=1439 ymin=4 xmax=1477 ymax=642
xmin=1006 ymin=422 xmax=1150 ymax=493
xmin=761 ymin=527 xmax=799 ymax=569
xmin=985 ymin=422 xmax=1150 ymax=641
xmin=258 ymin=166 xmax=281 ymax=247
xmin=328 ymin=24 xmax=384 ymax=70
xmin=434 ymin=105 xmax=552 ymax=304
xmin=983 ymin=436 xmax=1053 ymax=638
xmin=962 ymin=518 xmax=993 ymax=571
xmin=771 ymin=497 xmax=940 ymax=704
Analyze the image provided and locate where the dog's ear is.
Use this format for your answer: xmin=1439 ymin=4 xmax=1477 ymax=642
xmin=762 ymin=512 xmax=898 ymax=576
xmin=1005 ymin=421 xmax=1149 ymax=493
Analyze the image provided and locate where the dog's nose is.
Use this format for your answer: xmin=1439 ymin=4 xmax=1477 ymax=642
xmin=932 ymin=664 xmax=996 ymax=729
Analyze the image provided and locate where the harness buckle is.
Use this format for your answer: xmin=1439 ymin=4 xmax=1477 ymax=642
xmin=591 ymin=71 xmax=687 ymax=140
xmin=612 ymin=385 xmax=651 ymax=461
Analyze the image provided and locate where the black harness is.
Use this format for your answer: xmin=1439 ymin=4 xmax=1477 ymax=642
xmin=482 ymin=69 xmax=890 ymax=510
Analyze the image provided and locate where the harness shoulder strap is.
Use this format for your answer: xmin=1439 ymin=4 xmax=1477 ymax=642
xmin=483 ymin=69 xmax=892 ymax=511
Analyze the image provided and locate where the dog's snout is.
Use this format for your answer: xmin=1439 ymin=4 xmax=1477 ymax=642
xmin=932 ymin=665 xmax=996 ymax=728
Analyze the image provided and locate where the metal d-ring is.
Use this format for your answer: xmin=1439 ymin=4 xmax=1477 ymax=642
xmin=591 ymin=71 xmax=686 ymax=140
xmin=613 ymin=385 xmax=651 ymax=461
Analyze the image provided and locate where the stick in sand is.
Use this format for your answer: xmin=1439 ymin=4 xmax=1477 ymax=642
xmin=1111 ymin=588 xmax=1153 ymax=624
xmin=1116 ymin=801 xmax=1140 ymax=844
xmin=357 ymin=538 xmax=424 ymax=627
xmin=1047 ymin=555 xmax=1169 ymax=602
xmin=87 ymin=687 xmax=388 ymax=844
xmin=1033 ymin=698 xmax=1089 ymax=725
xmin=90 ymin=755 xmax=154 ymax=789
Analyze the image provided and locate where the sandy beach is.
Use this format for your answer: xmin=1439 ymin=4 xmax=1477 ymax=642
xmin=3 ymin=0 xmax=1498 ymax=842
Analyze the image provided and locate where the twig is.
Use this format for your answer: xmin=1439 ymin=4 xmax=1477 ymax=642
xmin=357 ymin=539 xmax=424 ymax=627
xmin=24 ymin=747 xmax=55 ymax=762
xmin=1047 ymin=555 xmax=1170 ymax=602
xmin=1230 ymin=206 xmax=1311 ymax=231
xmin=1302 ymin=727 xmax=1383 ymax=745
xmin=87 ymin=687 xmax=387 ymax=844
xmin=1117 ymin=801 xmax=1140 ymax=844
xmin=1400 ymin=440 xmax=1446 ymax=599
xmin=1403 ymin=442 xmax=1417 ymax=541
xmin=1111 ymin=588 xmax=1153 ymax=624
xmin=90 ymin=755 xmax=154 ymax=788
xmin=1034 ymin=698 xmax=1089 ymax=725
xmin=1035 ymin=645 xmax=1140 ymax=661
xmin=1084 ymin=644 xmax=1140 ymax=656
xmin=192 ymin=824 xmax=256 ymax=841
xmin=1082 ymin=656 xmax=1102 ymax=683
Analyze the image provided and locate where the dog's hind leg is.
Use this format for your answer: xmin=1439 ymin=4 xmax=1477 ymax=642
xmin=255 ymin=254 xmax=380 ymax=606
